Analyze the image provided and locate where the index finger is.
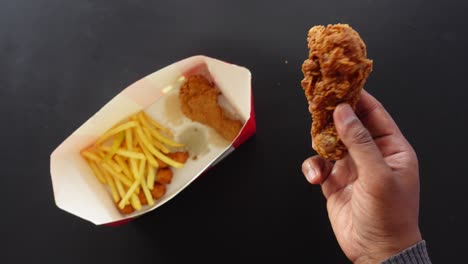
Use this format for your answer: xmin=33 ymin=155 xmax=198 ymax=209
xmin=355 ymin=90 xmax=411 ymax=155
xmin=355 ymin=90 xmax=398 ymax=137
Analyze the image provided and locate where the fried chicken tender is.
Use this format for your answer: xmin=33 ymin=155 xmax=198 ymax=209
xmin=179 ymin=75 xmax=243 ymax=141
xmin=301 ymin=24 xmax=373 ymax=160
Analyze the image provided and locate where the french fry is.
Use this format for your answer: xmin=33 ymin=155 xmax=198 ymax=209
xmin=140 ymin=174 xmax=154 ymax=206
xmin=116 ymin=149 xmax=146 ymax=160
xmin=113 ymin=176 xmax=129 ymax=205
xmin=142 ymin=126 xmax=169 ymax=154
xmin=81 ymin=150 xmax=101 ymax=162
xmin=148 ymin=127 xmax=183 ymax=148
xmin=142 ymin=112 xmax=174 ymax=137
xmin=100 ymin=145 xmax=146 ymax=160
xmin=151 ymin=137 xmax=170 ymax=154
xmin=139 ymin=112 xmax=172 ymax=136
xmin=105 ymin=158 xmax=123 ymax=173
xmin=114 ymin=155 xmax=131 ymax=179
xmin=101 ymin=163 xmax=133 ymax=187
xmin=87 ymin=160 xmax=106 ymax=184
xmin=139 ymin=114 xmax=182 ymax=148
xmin=139 ymin=111 xmax=182 ymax=147
xmin=142 ymin=125 xmax=152 ymax=140
xmin=125 ymin=128 xmax=133 ymax=150
xmin=147 ymin=162 xmax=156 ymax=190
xmin=104 ymin=132 xmax=124 ymax=161
xmin=131 ymin=194 xmax=142 ymax=210
xmin=138 ymin=159 xmax=147 ymax=180
xmin=138 ymin=139 xmax=159 ymax=167
xmin=102 ymin=169 xmax=119 ymax=203
xmin=95 ymin=121 xmax=138 ymax=145
xmin=135 ymin=126 xmax=183 ymax=168
xmin=95 ymin=149 xmax=106 ymax=159
xmin=134 ymin=159 xmax=146 ymax=196
xmin=133 ymin=129 xmax=139 ymax=148
xmin=129 ymin=158 xmax=139 ymax=181
xmin=83 ymin=110 xmax=188 ymax=214
xmin=124 ymin=128 xmax=140 ymax=181
xmin=119 ymin=180 xmax=140 ymax=209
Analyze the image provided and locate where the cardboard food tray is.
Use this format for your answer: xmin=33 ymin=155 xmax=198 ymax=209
xmin=50 ymin=55 xmax=256 ymax=225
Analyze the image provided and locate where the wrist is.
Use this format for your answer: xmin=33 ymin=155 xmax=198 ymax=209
xmin=381 ymin=240 xmax=431 ymax=264
xmin=354 ymin=232 xmax=423 ymax=264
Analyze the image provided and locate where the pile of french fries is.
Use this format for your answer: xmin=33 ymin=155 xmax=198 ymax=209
xmin=81 ymin=111 xmax=189 ymax=214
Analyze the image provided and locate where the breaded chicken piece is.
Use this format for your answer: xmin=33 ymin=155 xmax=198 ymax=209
xmin=179 ymin=75 xmax=243 ymax=141
xmin=301 ymin=24 xmax=373 ymax=160
xmin=156 ymin=151 xmax=189 ymax=169
xmin=117 ymin=202 xmax=135 ymax=215
xmin=156 ymin=168 xmax=173 ymax=184
xmin=151 ymin=182 xmax=166 ymax=200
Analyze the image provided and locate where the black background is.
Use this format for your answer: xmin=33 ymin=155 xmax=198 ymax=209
xmin=2 ymin=0 xmax=468 ymax=263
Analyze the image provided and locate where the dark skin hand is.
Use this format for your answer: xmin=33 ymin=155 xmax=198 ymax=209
xmin=302 ymin=90 xmax=422 ymax=263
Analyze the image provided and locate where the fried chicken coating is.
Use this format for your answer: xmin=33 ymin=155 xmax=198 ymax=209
xmin=301 ymin=24 xmax=373 ymax=160
xmin=151 ymin=182 xmax=167 ymax=200
xmin=157 ymin=151 xmax=189 ymax=168
xmin=179 ymin=75 xmax=243 ymax=141
xmin=168 ymin=151 xmax=189 ymax=164
xmin=138 ymin=191 xmax=148 ymax=205
xmin=117 ymin=202 xmax=135 ymax=214
xmin=156 ymin=168 xmax=174 ymax=184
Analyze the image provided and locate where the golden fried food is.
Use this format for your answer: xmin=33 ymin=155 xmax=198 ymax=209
xmin=81 ymin=111 xmax=189 ymax=214
xmin=156 ymin=168 xmax=174 ymax=184
xmin=156 ymin=158 xmax=168 ymax=169
xmin=156 ymin=152 xmax=189 ymax=169
xmin=117 ymin=203 xmax=135 ymax=214
xmin=151 ymin=182 xmax=167 ymax=200
xmin=301 ymin=24 xmax=373 ymax=160
xmin=179 ymin=75 xmax=243 ymax=141
xmin=168 ymin=151 xmax=189 ymax=164
xmin=138 ymin=191 xmax=148 ymax=205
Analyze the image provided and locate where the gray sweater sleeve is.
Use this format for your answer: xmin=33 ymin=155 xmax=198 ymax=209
xmin=381 ymin=240 xmax=432 ymax=264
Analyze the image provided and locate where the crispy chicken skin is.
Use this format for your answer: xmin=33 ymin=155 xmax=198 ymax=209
xmin=117 ymin=202 xmax=135 ymax=214
xmin=301 ymin=24 xmax=373 ymax=160
xmin=157 ymin=151 xmax=189 ymax=169
xmin=179 ymin=75 xmax=243 ymax=141
xmin=151 ymin=182 xmax=166 ymax=200
xmin=156 ymin=168 xmax=174 ymax=184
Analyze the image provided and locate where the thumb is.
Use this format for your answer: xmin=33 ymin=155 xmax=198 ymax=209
xmin=334 ymin=103 xmax=387 ymax=170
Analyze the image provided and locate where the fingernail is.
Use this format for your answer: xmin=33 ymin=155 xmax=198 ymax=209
xmin=336 ymin=104 xmax=357 ymax=126
xmin=304 ymin=161 xmax=317 ymax=183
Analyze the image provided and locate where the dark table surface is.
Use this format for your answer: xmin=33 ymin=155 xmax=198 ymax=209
xmin=3 ymin=0 xmax=468 ymax=263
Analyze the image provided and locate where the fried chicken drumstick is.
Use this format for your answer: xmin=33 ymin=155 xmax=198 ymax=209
xmin=301 ymin=24 xmax=373 ymax=160
xmin=180 ymin=75 xmax=243 ymax=141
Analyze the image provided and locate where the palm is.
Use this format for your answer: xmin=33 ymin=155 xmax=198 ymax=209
xmin=324 ymin=136 xmax=417 ymax=262
xmin=325 ymin=156 xmax=364 ymax=262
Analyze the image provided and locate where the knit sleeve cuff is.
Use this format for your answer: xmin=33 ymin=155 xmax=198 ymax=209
xmin=381 ymin=240 xmax=432 ymax=264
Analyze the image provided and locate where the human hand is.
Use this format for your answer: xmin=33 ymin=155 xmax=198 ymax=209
xmin=302 ymin=90 xmax=422 ymax=263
